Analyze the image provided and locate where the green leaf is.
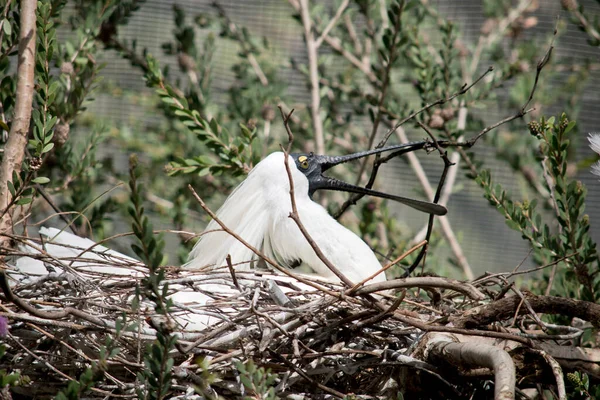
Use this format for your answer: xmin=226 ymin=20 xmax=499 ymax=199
xmin=564 ymin=120 xmax=576 ymax=134
xmin=42 ymin=143 xmax=54 ymax=153
xmin=32 ymin=177 xmax=50 ymax=184
xmin=7 ymin=181 xmax=15 ymax=198
xmin=16 ymin=197 xmax=33 ymax=205
xmin=2 ymin=19 xmax=11 ymax=36
xmin=505 ymin=219 xmax=521 ymax=232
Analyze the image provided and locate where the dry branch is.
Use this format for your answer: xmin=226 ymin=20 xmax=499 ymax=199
xmin=0 ymin=0 xmax=37 ymax=248
xmin=424 ymin=333 xmax=516 ymax=400
xmin=452 ymin=293 xmax=600 ymax=329
xmin=0 ymin=235 xmax=594 ymax=398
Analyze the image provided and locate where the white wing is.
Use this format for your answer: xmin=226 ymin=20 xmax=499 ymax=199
xmin=185 ymin=162 xmax=271 ymax=270
xmin=14 ymin=227 xmax=141 ymax=281
xmin=186 ymin=152 xmax=387 ymax=284
xmin=9 ymin=227 xmax=236 ymax=331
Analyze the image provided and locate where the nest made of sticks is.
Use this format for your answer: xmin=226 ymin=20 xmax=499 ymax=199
xmin=1 ymin=235 xmax=599 ymax=399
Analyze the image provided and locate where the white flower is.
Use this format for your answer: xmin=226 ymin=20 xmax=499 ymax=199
xmin=592 ymin=161 xmax=600 ymax=178
xmin=588 ymin=133 xmax=600 ymax=155
xmin=589 ymin=134 xmax=600 ymax=178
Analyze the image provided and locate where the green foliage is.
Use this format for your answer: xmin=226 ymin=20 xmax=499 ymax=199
xmin=54 ymin=368 xmax=101 ymax=400
xmin=193 ymin=356 xmax=222 ymax=396
xmin=2 ymin=0 xmax=599 ymax=396
xmin=129 ymin=156 xmax=161 ymax=265
xmin=567 ymin=371 xmax=600 ymax=400
xmin=129 ymin=156 xmax=177 ymax=400
xmin=561 ymin=0 xmax=600 ymax=47
xmin=475 ymin=114 xmax=599 ymax=302
xmin=136 ymin=330 xmax=176 ymax=400
xmin=235 ymin=359 xmax=277 ymax=400
xmin=32 ymin=1 xmax=59 ymax=159
xmin=0 ymin=344 xmax=28 ymax=389
xmin=144 ymin=55 xmax=258 ymax=178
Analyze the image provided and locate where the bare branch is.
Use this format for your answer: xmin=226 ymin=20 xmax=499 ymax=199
xmin=348 ymin=239 xmax=427 ymax=294
xmin=397 ymin=128 xmax=473 ymax=280
xmin=335 ymin=66 xmax=494 ymax=218
xmin=355 ymin=276 xmax=486 ymax=300
xmin=425 ymin=333 xmax=516 ymax=400
xmin=452 ymin=293 xmax=600 ymax=329
xmin=299 ymin=0 xmax=325 ymax=155
xmin=314 ymin=0 xmax=349 ymax=48
xmin=0 ymin=0 xmax=37 ymax=248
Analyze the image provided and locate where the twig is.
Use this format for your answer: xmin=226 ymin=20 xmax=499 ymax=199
xmin=399 ymin=121 xmax=454 ymax=277
xmin=335 ymin=67 xmax=494 ymax=218
xmin=348 ymin=239 xmax=427 ymax=294
xmin=355 ymin=290 xmax=405 ymax=328
xmin=1 ymin=269 xmax=105 ymax=324
xmin=321 ymin=34 xmax=377 ymax=82
xmin=380 ymin=67 xmax=493 ymax=148
xmin=566 ymin=5 xmax=600 ymax=46
xmin=269 ymin=350 xmax=347 ymax=398
xmin=362 ymin=0 xmax=405 ymax=155
xmin=314 ymin=0 xmax=349 ymax=48
xmin=278 ymin=107 xmax=353 ymax=288
xmin=0 ymin=311 xmax=87 ymax=330
xmin=355 ymin=276 xmax=485 ymax=300
xmin=398 ymin=128 xmax=473 ymax=280
xmin=27 ymin=322 xmax=127 ymax=389
xmin=187 ymin=185 xmax=338 ymax=295
xmin=394 ymin=313 xmax=533 ymax=346
xmin=212 ymin=1 xmax=269 ymax=86
xmin=469 ymin=0 xmax=532 ymax=77
xmin=225 ymin=254 xmax=240 ymax=291
xmin=451 ymin=293 xmax=600 ymax=329
xmin=35 ymin=184 xmax=84 ymax=237
xmin=467 ymin=24 xmax=556 ymax=147
xmin=529 ymin=349 xmax=566 ymax=400
xmin=9 ymin=331 xmax=80 ymax=383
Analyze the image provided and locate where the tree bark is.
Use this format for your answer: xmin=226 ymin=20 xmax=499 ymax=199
xmin=0 ymin=0 xmax=37 ymax=248
xmin=451 ymin=293 xmax=600 ymax=328
xmin=425 ymin=333 xmax=516 ymax=400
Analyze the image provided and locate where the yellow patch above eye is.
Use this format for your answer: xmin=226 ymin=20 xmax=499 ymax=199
xmin=298 ymin=156 xmax=307 ymax=162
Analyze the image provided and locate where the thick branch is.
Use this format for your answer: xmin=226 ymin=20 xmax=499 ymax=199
xmin=299 ymin=0 xmax=325 ymax=155
xmin=0 ymin=0 xmax=37 ymax=244
xmin=425 ymin=334 xmax=516 ymax=400
xmin=452 ymin=293 xmax=600 ymax=329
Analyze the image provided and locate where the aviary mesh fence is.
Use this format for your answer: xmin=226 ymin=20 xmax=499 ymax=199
xmin=70 ymin=0 xmax=600 ymax=275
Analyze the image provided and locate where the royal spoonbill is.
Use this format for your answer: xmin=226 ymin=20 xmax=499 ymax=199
xmin=186 ymin=142 xmax=447 ymax=284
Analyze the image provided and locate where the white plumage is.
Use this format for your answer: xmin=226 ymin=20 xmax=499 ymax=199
xmin=9 ymin=143 xmax=446 ymax=331
xmin=186 ymin=152 xmax=387 ymax=284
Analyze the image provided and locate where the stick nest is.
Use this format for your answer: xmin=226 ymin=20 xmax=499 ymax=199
xmin=1 ymin=237 xmax=599 ymax=399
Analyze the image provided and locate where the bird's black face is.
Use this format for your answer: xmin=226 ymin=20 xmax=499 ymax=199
xmin=291 ymin=152 xmax=328 ymax=193
xmin=290 ymin=143 xmax=448 ymax=216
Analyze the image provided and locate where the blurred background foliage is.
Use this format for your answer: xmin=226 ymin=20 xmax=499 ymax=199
xmin=1 ymin=0 xmax=599 ymax=294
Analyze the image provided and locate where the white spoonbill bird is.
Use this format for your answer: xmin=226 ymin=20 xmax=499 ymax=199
xmin=186 ymin=142 xmax=447 ymax=284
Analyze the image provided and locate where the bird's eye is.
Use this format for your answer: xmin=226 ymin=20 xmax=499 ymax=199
xmin=298 ymin=155 xmax=309 ymax=169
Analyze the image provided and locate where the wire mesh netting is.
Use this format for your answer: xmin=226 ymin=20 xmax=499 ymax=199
xmin=64 ymin=0 xmax=600 ymax=275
